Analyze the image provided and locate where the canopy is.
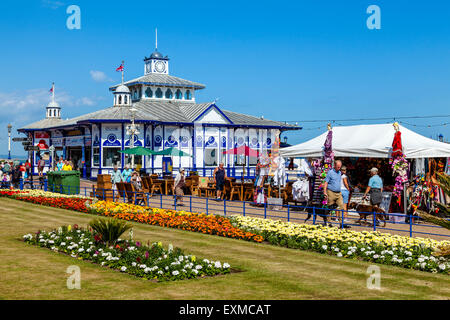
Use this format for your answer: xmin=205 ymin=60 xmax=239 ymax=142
xmin=152 ymin=147 xmax=192 ymax=157
xmin=281 ymin=123 xmax=450 ymax=159
xmin=118 ymin=146 xmax=155 ymax=156
xmin=222 ymin=145 xmax=259 ymax=157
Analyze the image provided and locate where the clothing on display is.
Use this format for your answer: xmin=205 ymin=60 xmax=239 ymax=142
xmin=292 ymin=177 xmax=310 ymax=202
xmin=272 ymin=155 xmax=286 ymax=187
xmin=298 ymin=158 xmax=313 ymax=177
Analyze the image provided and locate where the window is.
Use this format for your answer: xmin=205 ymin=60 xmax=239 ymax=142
xmin=118 ymin=95 xmax=122 ymax=104
xmin=145 ymin=87 xmax=153 ymax=98
xmin=139 ymin=88 xmax=142 ymax=98
xmin=102 ymin=147 xmax=121 ymax=167
xmin=175 ymin=89 xmax=182 ymax=99
xmin=124 ymin=147 xmax=143 ymax=166
xmin=93 ymin=147 xmax=100 ymax=166
xmin=124 ymin=95 xmax=128 ymax=104
xmin=204 ymin=148 xmax=218 ymax=166
xmin=155 ymin=88 xmax=163 ymax=98
xmin=185 ymin=90 xmax=192 ymax=100
xmin=165 ymin=88 xmax=173 ymax=99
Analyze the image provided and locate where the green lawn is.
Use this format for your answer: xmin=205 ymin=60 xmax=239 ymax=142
xmin=0 ymin=197 xmax=449 ymax=300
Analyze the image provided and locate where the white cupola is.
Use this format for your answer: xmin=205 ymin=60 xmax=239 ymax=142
xmin=114 ymin=84 xmax=131 ymax=107
xmin=46 ymin=82 xmax=61 ymax=119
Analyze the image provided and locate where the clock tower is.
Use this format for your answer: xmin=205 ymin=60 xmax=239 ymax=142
xmin=144 ymin=29 xmax=169 ymax=75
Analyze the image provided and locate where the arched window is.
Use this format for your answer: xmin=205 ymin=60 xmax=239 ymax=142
xmin=118 ymin=95 xmax=122 ymax=104
xmin=145 ymin=87 xmax=153 ymax=98
xmin=175 ymin=89 xmax=182 ymax=99
xmin=124 ymin=95 xmax=128 ymax=104
xmin=165 ymin=88 xmax=173 ymax=99
xmin=185 ymin=90 xmax=192 ymax=100
xmin=155 ymin=88 xmax=163 ymax=98
xmin=139 ymin=88 xmax=142 ymax=98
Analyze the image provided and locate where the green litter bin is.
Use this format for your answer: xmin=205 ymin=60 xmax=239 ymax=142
xmin=59 ymin=171 xmax=80 ymax=195
xmin=47 ymin=171 xmax=80 ymax=195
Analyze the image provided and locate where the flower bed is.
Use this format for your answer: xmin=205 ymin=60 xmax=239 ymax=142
xmin=0 ymin=190 xmax=263 ymax=243
xmin=23 ymin=224 xmax=231 ymax=281
xmin=87 ymin=201 xmax=264 ymax=243
xmin=229 ymin=215 xmax=450 ymax=274
xmin=0 ymin=189 xmax=92 ymax=199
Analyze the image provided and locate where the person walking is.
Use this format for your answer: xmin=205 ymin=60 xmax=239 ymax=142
xmin=173 ymin=168 xmax=186 ymax=206
xmin=56 ymin=158 xmax=64 ymax=171
xmin=340 ymin=166 xmax=351 ymax=221
xmin=62 ymin=160 xmax=72 ymax=171
xmin=364 ymin=167 xmax=383 ymax=208
xmin=213 ymin=162 xmax=226 ymax=201
xmin=37 ymin=156 xmax=45 ymax=177
xmin=110 ymin=165 xmax=123 ymax=190
xmin=322 ymin=160 xmax=344 ymax=224
xmin=11 ymin=165 xmax=22 ymax=189
xmin=122 ymin=164 xmax=133 ymax=183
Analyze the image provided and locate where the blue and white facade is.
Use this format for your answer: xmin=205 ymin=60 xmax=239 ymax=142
xmin=19 ymin=47 xmax=300 ymax=178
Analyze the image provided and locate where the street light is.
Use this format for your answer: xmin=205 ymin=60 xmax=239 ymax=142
xmin=126 ymin=108 xmax=139 ymax=169
xmin=7 ymin=124 xmax=12 ymax=160
xmin=438 ymin=134 xmax=444 ymax=142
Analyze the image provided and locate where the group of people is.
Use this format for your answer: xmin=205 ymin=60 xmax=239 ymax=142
xmin=54 ymin=158 xmax=75 ymax=172
xmin=0 ymin=159 xmax=32 ymax=188
xmin=323 ymin=159 xmax=383 ymax=222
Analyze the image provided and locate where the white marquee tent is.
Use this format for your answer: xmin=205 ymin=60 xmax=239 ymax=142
xmin=281 ymin=123 xmax=450 ymax=159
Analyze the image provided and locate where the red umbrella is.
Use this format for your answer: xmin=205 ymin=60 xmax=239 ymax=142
xmin=222 ymin=145 xmax=259 ymax=157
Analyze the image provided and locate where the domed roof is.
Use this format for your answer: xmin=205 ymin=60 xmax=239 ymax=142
xmin=115 ymin=84 xmax=130 ymax=93
xmin=47 ymin=100 xmax=60 ymax=109
xmin=150 ymin=50 xmax=163 ymax=59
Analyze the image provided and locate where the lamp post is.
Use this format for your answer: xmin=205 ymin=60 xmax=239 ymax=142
xmin=126 ymin=108 xmax=139 ymax=169
xmin=7 ymin=124 xmax=12 ymax=160
xmin=438 ymin=134 xmax=444 ymax=142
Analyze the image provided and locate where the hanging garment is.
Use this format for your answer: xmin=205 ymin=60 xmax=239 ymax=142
xmin=273 ymin=156 xmax=286 ymax=187
xmin=391 ymin=131 xmax=403 ymax=157
xmin=298 ymin=158 xmax=313 ymax=176
xmin=292 ymin=178 xmax=310 ymax=202
xmin=415 ymin=158 xmax=425 ymax=175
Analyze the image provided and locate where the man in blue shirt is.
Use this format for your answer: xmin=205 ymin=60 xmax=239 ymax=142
xmin=323 ymin=160 xmax=344 ymax=215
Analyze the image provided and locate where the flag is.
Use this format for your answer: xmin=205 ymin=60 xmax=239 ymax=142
xmin=116 ymin=63 xmax=124 ymax=72
xmin=49 ymin=86 xmax=53 ymax=94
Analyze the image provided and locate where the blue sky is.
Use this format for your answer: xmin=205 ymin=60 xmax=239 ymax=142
xmin=1 ymin=0 xmax=450 ymax=156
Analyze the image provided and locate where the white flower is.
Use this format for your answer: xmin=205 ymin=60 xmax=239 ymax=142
xmin=439 ymin=264 xmax=446 ymax=270
xmin=337 ymin=253 xmax=343 ymax=257
xmin=223 ymin=263 xmax=230 ymax=269
xmin=195 ymin=265 xmax=202 ymax=270
xmin=192 ymin=269 xmax=198 ymax=275
xmin=214 ymin=261 xmax=222 ymax=268
xmin=322 ymin=245 xmax=327 ymax=250
xmin=120 ymin=266 xmax=127 ymax=272
xmin=131 ymin=262 xmax=136 ymax=267
xmin=172 ymin=270 xmax=179 ymax=276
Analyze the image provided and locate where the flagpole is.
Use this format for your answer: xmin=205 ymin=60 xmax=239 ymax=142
xmin=121 ymin=61 xmax=124 ymax=84
xmin=52 ymin=82 xmax=55 ymax=102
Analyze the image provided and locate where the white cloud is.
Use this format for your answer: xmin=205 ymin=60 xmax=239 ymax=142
xmin=0 ymin=88 xmax=104 ymax=127
xmin=90 ymin=70 xmax=113 ymax=82
xmin=42 ymin=0 xmax=65 ymax=9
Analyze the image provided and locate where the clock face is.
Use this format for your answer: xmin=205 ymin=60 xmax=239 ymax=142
xmin=155 ymin=61 xmax=165 ymax=73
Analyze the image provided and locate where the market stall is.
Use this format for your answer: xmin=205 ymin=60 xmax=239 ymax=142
xmin=281 ymin=123 xmax=450 ymax=214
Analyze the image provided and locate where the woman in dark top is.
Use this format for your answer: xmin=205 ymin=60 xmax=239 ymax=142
xmin=213 ymin=163 xmax=226 ymax=200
